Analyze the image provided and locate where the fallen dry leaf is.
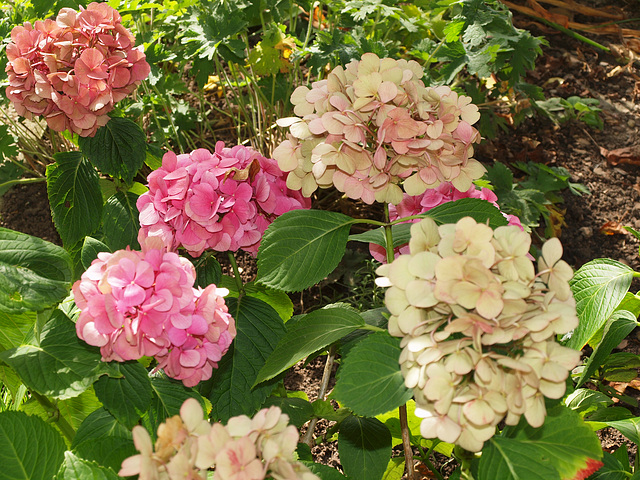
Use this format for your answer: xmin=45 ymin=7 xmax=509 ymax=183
xmin=600 ymin=145 xmax=640 ymax=166
xmin=599 ymin=221 xmax=629 ymax=235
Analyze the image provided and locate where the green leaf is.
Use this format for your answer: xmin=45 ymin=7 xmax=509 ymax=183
xmin=338 ymin=415 xmax=392 ymax=480
xmin=332 ymin=333 xmax=412 ymax=417
xmin=567 ymin=259 xmax=635 ymax=350
xmin=565 ymin=389 xmax=613 ymax=416
xmin=81 ymin=237 xmax=111 ymax=270
xmin=348 ymin=224 xmax=411 ymax=249
xmin=479 ymin=405 xmax=602 ymax=480
xmin=616 ymin=292 xmax=640 ymax=318
xmin=424 ymin=198 xmax=509 ymax=227
xmin=382 ymin=457 xmax=405 ymax=480
xmin=143 ymin=375 xmax=205 ymax=436
xmin=257 ymin=210 xmax=355 ymax=291
xmin=0 ymin=310 xmax=36 ymax=352
xmin=261 ymin=396 xmax=314 ymax=428
xmin=0 ymin=411 xmax=66 ymax=480
xmin=255 ymin=305 xmax=365 ymax=385
xmin=223 ymin=279 xmax=294 ymax=322
xmin=101 ymin=191 xmax=140 ymax=251
xmin=72 ymin=407 xmax=135 ymax=473
xmin=576 ymin=310 xmax=638 ymax=387
xmin=0 ymin=310 xmax=109 ymax=399
xmin=47 ymin=152 xmax=103 ymax=247
xmin=189 ymin=253 xmax=222 ymax=289
xmin=203 ymin=296 xmax=286 ymax=421
xmin=605 ymin=417 xmax=640 ymax=445
xmin=56 ymin=451 xmax=120 ymax=480
xmin=302 ymin=462 xmax=350 ymax=480
xmin=78 ymin=118 xmax=146 ymax=185
xmin=21 ymin=388 xmax=102 ymax=434
xmin=93 ymin=361 xmax=153 ymax=428
xmin=0 ymin=227 xmax=73 ymax=313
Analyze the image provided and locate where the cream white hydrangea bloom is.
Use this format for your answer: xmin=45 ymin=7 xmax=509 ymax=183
xmin=377 ymin=217 xmax=580 ymax=452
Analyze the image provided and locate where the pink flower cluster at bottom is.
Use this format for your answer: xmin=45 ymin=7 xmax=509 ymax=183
xmin=72 ymin=236 xmax=235 ymax=387
xmin=370 ymin=182 xmax=522 ymax=262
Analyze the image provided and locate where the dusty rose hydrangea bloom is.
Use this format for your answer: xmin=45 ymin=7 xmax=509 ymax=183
xmin=273 ymin=53 xmax=485 ymax=204
xmin=137 ymin=142 xmax=311 ymax=257
xmin=369 ymin=182 xmax=523 ymax=262
xmin=5 ymin=2 xmax=150 ymax=136
xmin=72 ymin=235 xmax=235 ymax=387
xmin=376 ymin=217 xmax=579 ymax=452
xmin=119 ymin=398 xmax=319 ymax=480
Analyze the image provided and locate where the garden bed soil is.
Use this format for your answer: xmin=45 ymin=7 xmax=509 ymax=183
xmin=2 ymin=0 xmax=640 ymax=477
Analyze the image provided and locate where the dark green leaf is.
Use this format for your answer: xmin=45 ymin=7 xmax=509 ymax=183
xmin=0 ymin=310 xmax=109 ymax=399
xmin=588 ymin=451 xmax=628 ymax=480
xmin=604 ymin=417 xmax=640 ymax=446
xmin=0 ymin=310 xmax=36 ymax=352
xmin=81 ymin=236 xmax=111 ymax=270
xmin=576 ymin=311 xmax=638 ymax=387
xmin=255 ymin=305 xmax=365 ymax=385
xmin=257 ymin=210 xmax=355 ymax=291
xmin=425 ymin=198 xmax=508 ymax=228
xmin=78 ymin=118 xmax=146 ymax=185
xmin=261 ymin=396 xmax=314 ymax=428
xmin=0 ymin=411 xmax=65 ymax=480
xmin=0 ymin=227 xmax=72 ymax=313
xmin=102 ymin=191 xmax=140 ymax=251
xmin=189 ymin=253 xmax=222 ymax=289
xmin=332 ymin=333 xmax=411 ymax=417
xmin=202 ymin=296 xmax=286 ymax=421
xmin=303 ymin=462 xmax=350 ymax=480
xmin=47 ymin=152 xmax=102 ymax=247
xmin=568 ymin=259 xmax=634 ymax=350
xmin=93 ymin=361 xmax=153 ymax=428
xmin=338 ymin=415 xmax=392 ymax=480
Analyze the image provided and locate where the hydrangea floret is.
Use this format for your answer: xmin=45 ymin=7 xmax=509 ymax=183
xmin=137 ymin=141 xmax=311 ymax=257
xmin=5 ymin=2 xmax=150 ymax=136
xmin=376 ymin=217 xmax=580 ymax=452
xmin=273 ymin=53 xmax=485 ymax=205
xmin=119 ymin=398 xmax=320 ymax=480
xmin=369 ymin=182 xmax=523 ymax=262
xmin=72 ymin=234 xmax=235 ymax=387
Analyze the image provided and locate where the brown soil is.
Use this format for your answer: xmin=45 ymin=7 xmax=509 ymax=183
xmin=1 ymin=1 xmax=640 ymax=477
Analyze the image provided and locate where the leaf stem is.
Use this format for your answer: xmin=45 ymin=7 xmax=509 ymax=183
xmin=302 ymin=344 xmax=336 ymax=447
xmin=384 ymin=203 xmax=416 ymax=480
xmin=227 ymin=252 xmax=245 ymax=297
xmin=30 ymin=391 xmax=75 ymax=444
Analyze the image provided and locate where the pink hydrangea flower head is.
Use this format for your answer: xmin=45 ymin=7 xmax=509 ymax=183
xmin=369 ymin=182 xmax=523 ymax=262
xmin=274 ymin=53 xmax=485 ymax=204
xmin=72 ymin=236 xmax=236 ymax=386
xmin=4 ymin=2 xmax=150 ymax=136
xmin=137 ymin=142 xmax=311 ymax=257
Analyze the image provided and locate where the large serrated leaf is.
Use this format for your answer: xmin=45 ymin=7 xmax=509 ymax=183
xmin=0 ymin=310 xmax=36 ymax=352
xmin=47 ymin=152 xmax=103 ymax=247
xmin=221 ymin=278 xmax=294 ymax=322
xmin=143 ymin=375 xmax=205 ymax=436
xmin=0 ymin=227 xmax=73 ymax=313
xmin=257 ymin=210 xmax=355 ymax=291
xmin=78 ymin=118 xmax=146 ymax=185
xmin=56 ymin=451 xmax=120 ymax=480
xmin=101 ymin=191 xmax=140 ymax=251
xmin=71 ymin=407 xmax=136 ymax=474
xmin=94 ymin=361 xmax=152 ymax=428
xmin=332 ymin=333 xmax=411 ymax=417
xmin=568 ymin=259 xmax=635 ymax=350
xmin=479 ymin=405 xmax=603 ymax=480
xmin=424 ymin=197 xmax=509 ymax=227
xmin=0 ymin=411 xmax=66 ymax=480
xmin=203 ymin=296 xmax=286 ymax=421
xmin=254 ymin=305 xmax=365 ymax=385
xmin=0 ymin=310 xmax=110 ymax=399
xmin=576 ymin=311 xmax=638 ymax=387
xmin=338 ymin=415 xmax=392 ymax=480
xmin=81 ymin=236 xmax=111 ymax=270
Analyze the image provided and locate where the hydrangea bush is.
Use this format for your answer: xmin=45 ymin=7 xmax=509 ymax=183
xmin=376 ymin=217 xmax=579 ymax=451
xmin=5 ymin=2 xmax=150 ymax=136
xmin=73 ymin=234 xmax=235 ymax=387
xmin=273 ymin=53 xmax=485 ymax=205
xmin=137 ymin=142 xmax=311 ymax=257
